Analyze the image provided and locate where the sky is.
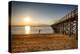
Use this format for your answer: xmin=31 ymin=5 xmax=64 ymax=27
xmin=11 ymin=1 xmax=77 ymax=26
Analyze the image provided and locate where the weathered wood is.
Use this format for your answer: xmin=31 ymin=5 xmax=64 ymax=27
xmin=51 ymin=8 xmax=78 ymax=38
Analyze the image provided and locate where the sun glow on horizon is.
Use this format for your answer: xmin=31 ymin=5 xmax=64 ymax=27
xmin=24 ymin=16 xmax=31 ymax=23
xmin=25 ymin=26 xmax=31 ymax=34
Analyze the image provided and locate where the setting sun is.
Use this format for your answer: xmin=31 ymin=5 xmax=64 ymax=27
xmin=24 ymin=16 xmax=31 ymax=23
xmin=25 ymin=26 xmax=31 ymax=34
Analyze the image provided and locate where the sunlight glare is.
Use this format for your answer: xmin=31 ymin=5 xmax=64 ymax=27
xmin=25 ymin=26 xmax=31 ymax=34
xmin=24 ymin=16 xmax=31 ymax=23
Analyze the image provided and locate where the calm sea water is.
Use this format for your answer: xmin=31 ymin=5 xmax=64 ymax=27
xmin=11 ymin=26 xmax=54 ymax=34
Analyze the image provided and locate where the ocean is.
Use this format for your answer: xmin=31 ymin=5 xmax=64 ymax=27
xmin=11 ymin=26 xmax=54 ymax=34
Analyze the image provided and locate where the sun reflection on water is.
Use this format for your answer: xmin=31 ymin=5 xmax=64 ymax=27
xmin=25 ymin=26 xmax=31 ymax=34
